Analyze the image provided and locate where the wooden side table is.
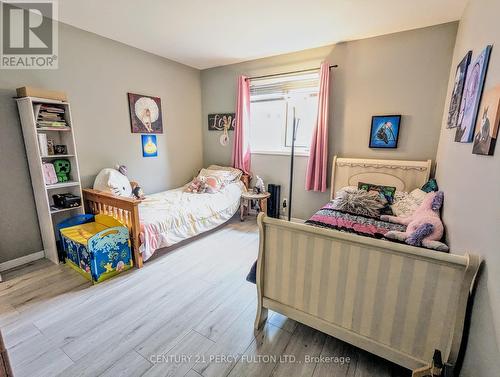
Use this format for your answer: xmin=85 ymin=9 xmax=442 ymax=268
xmin=240 ymin=191 xmax=271 ymax=221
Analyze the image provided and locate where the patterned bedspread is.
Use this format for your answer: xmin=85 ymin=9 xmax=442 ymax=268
xmin=305 ymin=201 xmax=406 ymax=239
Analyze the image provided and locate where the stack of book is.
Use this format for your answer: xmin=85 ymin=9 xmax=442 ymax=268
xmin=34 ymin=104 xmax=67 ymax=128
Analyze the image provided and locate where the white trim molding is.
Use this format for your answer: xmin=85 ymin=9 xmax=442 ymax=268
xmin=0 ymin=251 xmax=45 ymax=272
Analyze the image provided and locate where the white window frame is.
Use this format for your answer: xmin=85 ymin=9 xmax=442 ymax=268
xmin=249 ymin=72 xmax=319 ymax=157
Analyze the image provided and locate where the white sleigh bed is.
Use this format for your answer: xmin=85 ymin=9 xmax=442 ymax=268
xmin=254 ymin=156 xmax=480 ymax=372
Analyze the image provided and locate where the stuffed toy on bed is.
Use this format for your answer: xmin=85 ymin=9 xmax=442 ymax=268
xmin=93 ymin=165 xmax=145 ymax=200
xmin=380 ymin=191 xmax=449 ymax=252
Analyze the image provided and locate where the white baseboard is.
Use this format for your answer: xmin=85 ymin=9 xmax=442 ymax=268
xmin=0 ymin=250 xmax=45 ymax=272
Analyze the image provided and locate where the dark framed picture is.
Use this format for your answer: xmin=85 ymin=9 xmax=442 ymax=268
xmin=447 ymin=51 xmax=472 ymax=129
xmin=472 ymin=85 xmax=500 ymax=156
xmin=369 ymin=115 xmax=401 ymax=149
xmin=455 ymin=45 xmax=492 ymax=143
xmin=208 ymin=113 xmax=235 ymax=131
xmin=128 ymin=93 xmax=163 ymax=134
xmin=142 ymin=135 xmax=158 ymax=157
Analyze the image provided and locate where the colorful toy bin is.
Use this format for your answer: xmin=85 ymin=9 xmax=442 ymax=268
xmin=58 ymin=214 xmax=133 ymax=283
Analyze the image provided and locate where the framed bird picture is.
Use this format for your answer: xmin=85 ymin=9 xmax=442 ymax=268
xmin=128 ymin=93 xmax=163 ymax=134
xmin=369 ymin=115 xmax=401 ymax=149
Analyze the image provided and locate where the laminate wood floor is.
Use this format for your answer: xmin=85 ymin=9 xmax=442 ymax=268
xmin=0 ymin=217 xmax=410 ymax=377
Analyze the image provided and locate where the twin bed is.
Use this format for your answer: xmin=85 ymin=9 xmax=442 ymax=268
xmin=254 ymin=157 xmax=480 ymax=373
xmin=82 ymin=157 xmax=480 ymax=373
xmin=83 ymin=172 xmax=247 ymax=267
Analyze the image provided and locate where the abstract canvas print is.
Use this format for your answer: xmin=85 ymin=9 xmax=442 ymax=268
xmin=472 ymin=85 xmax=500 ymax=156
xmin=369 ymin=115 xmax=401 ymax=149
xmin=447 ymin=51 xmax=472 ymax=128
xmin=142 ymin=135 xmax=158 ymax=157
xmin=455 ymin=45 xmax=492 ymax=143
xmin=128 ymin=93 xmax=163 ymax=134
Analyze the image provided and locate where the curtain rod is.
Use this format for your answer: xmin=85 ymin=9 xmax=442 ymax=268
xmin=246 ymin=64 xmax=338 ymax=81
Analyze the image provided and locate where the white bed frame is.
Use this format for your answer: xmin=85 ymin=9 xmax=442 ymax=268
xmin=255 ymin=156 xmax=480 ymax=371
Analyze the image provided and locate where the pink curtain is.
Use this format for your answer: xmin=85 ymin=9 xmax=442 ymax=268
xmin=232 ymin=75 xmax=251 ymax=174
xmin=305 ymin=62 xmax=330 ymax=192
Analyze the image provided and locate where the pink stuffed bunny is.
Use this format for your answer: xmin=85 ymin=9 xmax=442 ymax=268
xmin=381 ymin=191 xmax=449 ymax=252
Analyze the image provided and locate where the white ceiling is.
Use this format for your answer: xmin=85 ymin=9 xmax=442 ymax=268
xmin=58 ymin=0 xmax=466 ymax=70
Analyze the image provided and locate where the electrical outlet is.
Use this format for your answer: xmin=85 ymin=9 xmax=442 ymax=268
xmin=282 ymin=198 xmax=287 ymax=209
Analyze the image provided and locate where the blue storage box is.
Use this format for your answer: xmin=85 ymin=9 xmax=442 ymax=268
xmin=58 ymin=214 xmax=133 ymax=283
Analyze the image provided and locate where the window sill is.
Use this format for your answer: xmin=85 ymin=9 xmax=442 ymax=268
xmin=251 ymin=150 xmax=310 ymax=157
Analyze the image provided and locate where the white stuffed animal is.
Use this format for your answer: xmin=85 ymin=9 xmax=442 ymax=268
xmin=93 ymin=168 xmax=132 ymax=197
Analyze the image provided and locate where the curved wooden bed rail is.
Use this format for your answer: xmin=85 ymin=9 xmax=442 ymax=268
xmin=82 ymin=188 xmax=143 ymax=268
xmin=255 ymin=213 xmax=481 ymax=372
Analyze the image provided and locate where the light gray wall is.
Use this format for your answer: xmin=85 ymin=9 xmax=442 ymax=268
xmin=435 ymin=0 xmax=500 ymax=375
xmin=201 ymin=23 xmax=458 ymax=219
xmin=0 ymin=22 xmax=202 ymax=263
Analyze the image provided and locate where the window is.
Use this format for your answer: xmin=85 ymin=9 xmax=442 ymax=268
xmin=249 ymin=71 xmax=319 ymax=156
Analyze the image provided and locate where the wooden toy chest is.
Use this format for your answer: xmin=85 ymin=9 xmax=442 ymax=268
xmin=59 ymin=214 xmax=133 ymax=283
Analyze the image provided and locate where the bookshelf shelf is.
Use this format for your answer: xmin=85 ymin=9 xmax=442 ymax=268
xmin=46 ymin=181 xmax=81 ymax=190
xmin=37 ymin=127 xmax=72 ymax=132
xmin=41 ymin=154 xmax=76 ymax=160
xmin=16 ymin=96 xmax=83 ymax=264
xmin=50 ymin=205 xmax=82 ymax=215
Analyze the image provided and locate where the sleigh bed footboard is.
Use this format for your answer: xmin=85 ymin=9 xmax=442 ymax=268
xmin=255 ymin=213 xmax=480 ymax=371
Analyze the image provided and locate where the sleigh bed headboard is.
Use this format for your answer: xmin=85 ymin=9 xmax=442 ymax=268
xmin=330 ymin=156 xmax=432 ymax=199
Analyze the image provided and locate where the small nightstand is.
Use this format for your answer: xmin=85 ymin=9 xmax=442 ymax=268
xmin=240 ymin=191 xmax=271 ymax=221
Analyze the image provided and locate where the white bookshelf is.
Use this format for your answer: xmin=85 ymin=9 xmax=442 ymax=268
xmin=16 ymin=96 xmax=83 ymax=264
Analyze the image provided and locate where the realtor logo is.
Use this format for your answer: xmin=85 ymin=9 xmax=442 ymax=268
xmin=1 ymin=0 xmax=58 ymax=69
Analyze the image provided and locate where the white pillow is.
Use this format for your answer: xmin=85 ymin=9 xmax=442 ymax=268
xmin=199 ymin=167 xmax=241 ymax=183
xmin=206 ymin=165 xmax=243 ymax=182
xmin=93 ymin=168 xmax=132 ymax=197
xmin=391 ymin=188 xmax=426 ymax=217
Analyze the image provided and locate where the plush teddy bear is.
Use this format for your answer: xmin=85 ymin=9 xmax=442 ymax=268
xmin=380 ymin=191 xmax=449 ymax=252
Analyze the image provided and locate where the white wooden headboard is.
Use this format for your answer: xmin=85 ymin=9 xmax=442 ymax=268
xmin=330 ymin=156 xmax=432 ymax=199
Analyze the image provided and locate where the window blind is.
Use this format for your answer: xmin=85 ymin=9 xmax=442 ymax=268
xmin=250 ymin=71 xmax=320 ymax=96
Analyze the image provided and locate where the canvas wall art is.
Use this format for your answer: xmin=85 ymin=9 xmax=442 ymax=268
xmin=208 ymin=113 xmax=236 ymax=131
xmin=128 ymin=93 xmax=163 ymax=134
xmin=472 ymin=85 xmax=500 ymax=156
xmin=369 ymin=115 xmax=401 ymax=149
xmin=455 ymin=45 xmax=492 ymax=143
xmin=447 ymin=51 xmax=472 ymax=129
xmin=142 ymin=135 xmax=158 ymax=157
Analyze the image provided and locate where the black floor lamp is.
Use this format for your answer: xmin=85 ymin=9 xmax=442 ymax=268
xmin=288 ymin=108 xmax=299 ymax=222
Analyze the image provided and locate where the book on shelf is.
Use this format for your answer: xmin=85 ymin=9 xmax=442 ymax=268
xmin=34 ymin=104 xmax=67 ymax=128
xmin=37 ymin=121 xmax=68 ymax=128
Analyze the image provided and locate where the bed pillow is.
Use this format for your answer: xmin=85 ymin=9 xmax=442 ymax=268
xmin=198 ymin=168 xmax=237 ymax=184
xmin=391 ymin=188 xmax=427 ymax=217
xmin=93 ymin=168 xmax=133 ymax=197
xmin=206 ymin=165 xmax=243 ymax=182
xmin=358 ymin=182 xmax=397 ymax=204
xmin=331 ymin=189 xmax=387 ymax=218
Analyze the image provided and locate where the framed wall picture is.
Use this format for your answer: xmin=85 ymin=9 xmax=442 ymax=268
xmin=472 ymin=85 xmax=500 ymax=156
xmin=128 ymin=93 xmax=163 ymax=134
xmin=369 ymin=115 xmax=401 ymax=149
xmin=208 ymin=113 xmax=236 ymax=131
xmin=142 ymin=135 xmax=158 ymax=157
xmin=447 ymin=51 xmax=472 ymax=129
xmin=455 ymin=45 xmax=492 ymax=143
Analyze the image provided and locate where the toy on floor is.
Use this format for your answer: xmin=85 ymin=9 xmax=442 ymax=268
xmin=53 ymin=159 xmax=71 ymax=182
xmin=381 ymin=191 xmax=449 ymax=252
xmin=58 ymin=214 xmax=133 ymax=283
